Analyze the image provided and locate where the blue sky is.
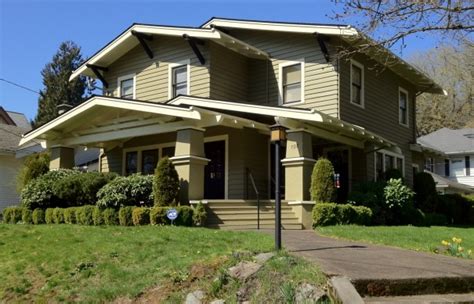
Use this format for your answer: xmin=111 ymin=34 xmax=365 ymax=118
xmin=0 ymin=0 xmax=439 ymax=120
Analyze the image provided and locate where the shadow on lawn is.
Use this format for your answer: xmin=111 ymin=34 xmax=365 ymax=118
xmin=290 ymin=245 xmax=367 ymax=253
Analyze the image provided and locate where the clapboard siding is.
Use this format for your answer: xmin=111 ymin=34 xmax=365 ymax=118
xmin=339 ymin=55 xmax=417 ymax=184
xmin=100 ymin=147 xmax=122 ymax=174
xmin=104 ymin=36 xmax=210 ymax=102
xmin=230 ymin=30 xmax=339 ymax=116
xmin=0 ymin=155 xmax=23 ymax=210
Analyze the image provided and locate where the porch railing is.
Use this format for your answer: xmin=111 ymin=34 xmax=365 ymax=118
xmin=246 ymin=168 xmax=261 ymax=230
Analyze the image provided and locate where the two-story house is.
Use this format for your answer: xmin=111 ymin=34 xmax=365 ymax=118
xmin=20 ymin=18 xmax=445 ymax=228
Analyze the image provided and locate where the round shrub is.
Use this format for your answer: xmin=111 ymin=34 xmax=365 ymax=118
xmin=64 ymin=207 xmax=77 ymax=224
xmin=132 ymin=207 xmax=150 ymax=225
xmin=103 ymin=208 xmax=119 ymax=225
xmin=22 ymin=208 xmax=33 ymax=224
xmin=16 ymin=152 xmax=50 ymax=192
xmin=45 ymin=208 xmax=55 ymax=224
xmin=32 ymin=208 xmax=45 ymax=224
xmin=92 ymin=207 xmax=103 ymax=225
xmin=53 ymin=208 xmax=65 ymax=224
xmin=414 ymin=172 xmax=438 ymax=212
xmin=77 ymin=206 xmax=95 ymax=225
xmin=312 ymin=203 xmax=372 ymax=226
xmin=384 ymin=178 xmax=415 ymax=210
xmin=119 ymin=206 xmax=134 ymax=226
xmin=150 ymin=207 xmax=167 ymax=225
xmin=153 ymin=157 xmax=180 ymax=206
xmin=175 ymin=206 xmax=193 ymax=226
xmin=97 ymin=174 xmax=154 ymax=208
xmin=310 ymin=158 xmax=335 ymax=203
xmin=192 ymin=202 xmax=207 ymax=226
xmin=3 ymin=207 xmax=23 ymax=224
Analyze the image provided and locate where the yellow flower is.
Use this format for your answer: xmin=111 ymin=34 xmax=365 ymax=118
xmin=458 ymin=247 xmax=464 ymax=252
xmin=468 ymin=250 xmax=472 ymax=255
xmin=441 ymin=240 xmax=449 ymax=246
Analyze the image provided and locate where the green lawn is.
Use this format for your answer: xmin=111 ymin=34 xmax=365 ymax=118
xmin=0 ymin=224 xmax=274 ymax=303
xmin=317 ymin=225 xmax=474 ymax=257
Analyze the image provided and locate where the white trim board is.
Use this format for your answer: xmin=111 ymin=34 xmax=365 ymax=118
xmin=168 ymin=59 xmax=191 ymax=99
xmin=278 ymin=59 xmax=305 ymax=106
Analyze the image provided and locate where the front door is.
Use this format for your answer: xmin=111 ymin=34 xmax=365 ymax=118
xmin=204 ymin=140 xmax=225 ymax=199
xmin=326 ymin=149 xmax=350 ymax=203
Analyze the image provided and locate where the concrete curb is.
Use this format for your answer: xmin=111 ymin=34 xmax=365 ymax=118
xmin=329 ymin=276 xmax=364 ymax=304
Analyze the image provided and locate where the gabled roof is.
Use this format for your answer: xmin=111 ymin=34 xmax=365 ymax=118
xmin=5 ymin=111 xmax=31 ymax=130
xmin=0 ymin=124 xmax=30 ymax=154
xmin=418 ymin=128 xmax=474 ymax=154
xmin=426 ymin=171 xmax=474 ymax=193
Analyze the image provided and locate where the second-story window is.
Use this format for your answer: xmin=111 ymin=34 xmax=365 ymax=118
xmin=350 ymin=60 xmax=364 ymax=107
xmin=282 ymin=64 xmax=302 ymax=104
xmin=118 ymin=74 xmax=135 ymax=99
xmin=399 ymin=88 xmax=409 ymax=126
xmin=172 ymin=65 xmax=188 ymax=97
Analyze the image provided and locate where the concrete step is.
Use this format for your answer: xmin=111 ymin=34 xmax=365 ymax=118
xmin=207 ymin=218 xmax=301 ymax=224
xmin=207 ymin=209 xmax=293 ymax=215
xmin=208 ymin=223 xmax=303 ymax=230
xmin=364 ymin=293 xmax=474 ymax=303
xmin=206 ymin=205 xmax=292 ymax=210
xmin=207 ymin=213 xmax=296 ymax=220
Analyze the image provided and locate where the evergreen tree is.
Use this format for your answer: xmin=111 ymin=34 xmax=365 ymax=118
xmin=310 ymin=157 xmax=336 ymax=203
xmin=33 ymin=41 xmax=87 ymax=127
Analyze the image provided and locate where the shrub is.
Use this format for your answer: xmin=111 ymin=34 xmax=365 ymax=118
xmin=64 ymin=207 xmax=77 ymax=224
xmin=45 ymin=208 xmax=55 ymax=224
xmin=16 ymin=152 xmax=50 ymax=192
xmin=310 ymin=158 xmax=335 ymax=203
xmin=153 ymin=157 xmax=180 ymax=206
xmin=192 ymin=202 xmax=207 ymax=226
xmin=414 ymin=172 xmax=438 ymax=213
xmin=32 ymin=208 xmax=45 ymax=224
xmin=175 ymin=206 xmax=193 ymax=226
xmin=92 ymin=207 xmax=103 ymax=225
xmin=119 ymin=206 xmax=134 ymax=226
xmin=424 ymin=213 xmax=448 ymax=226
xmin=103 ymin=208 xmax=119 ymax=225
xmin=53 ymin=208 xmax=65 ymax=224
xmin=438 ymin=194 xmax=473 ymax=225
xmin=384 ymin=169 xmax=403 ymax=181
xmin=312 ymin=202 xmax=372 ymax=227
xmin=348 ymin=181 xmax=386 ymax=225
xmin=150 ymin=206 xmax=194 ymax=226
xmin=76 ymin=205 xmax=95 ymax=225
xmin=150 ymin=207 xmax=167 ymax=225
xmin=132 ymin=207 xmax=150 ymax=225
xmin=22 ymin=208 xmax=33 ymax=224
xmin=3 ymin=207 xmax=23 ymax=224
xmin=384 ymin=178 xmax=415 ymax=210
xmin=97 ymin=174 xmax=154 ymax=209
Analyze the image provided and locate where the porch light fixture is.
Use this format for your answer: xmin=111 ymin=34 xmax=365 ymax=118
xmin=270 ymin=123 xmax=287 ymax=251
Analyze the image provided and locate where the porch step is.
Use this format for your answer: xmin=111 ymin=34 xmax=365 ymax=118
xmin=207 ymin=214 xmax=299 ymax=221
xmin=208 ymin=223 xmax=304 ymax=230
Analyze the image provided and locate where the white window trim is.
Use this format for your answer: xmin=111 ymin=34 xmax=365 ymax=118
xmin=168 ymin=59 xmax=191 ymax=99
xmin=374 ymin=149 xmax=405 ymax=181
xmin=117 ymin=73 xmax=136 ymax=99
xmin=398 ymin=87 xmax=409 ymax=127
xmin=278 ymin=59 xmax=305 ymax=106
xmin=204 ymin=135 xmax=229 ymax=200
xmin=350 ymin=59 xmax=365 ymax=109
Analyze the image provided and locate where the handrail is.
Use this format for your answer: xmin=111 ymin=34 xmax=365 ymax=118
xmin=246 ymin=168 xmax=260 ymax=230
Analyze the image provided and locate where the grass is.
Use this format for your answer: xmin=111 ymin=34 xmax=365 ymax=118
xmin=317 ymin=225 xmax=474 ymax=258
xmin=0 ymin=224 xmax=274 ymax=303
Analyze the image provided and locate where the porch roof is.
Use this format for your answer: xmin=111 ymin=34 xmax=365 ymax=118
xmin=168 ymin=96 xmax=398 ymax=150
xmin=19 ymin=96 xmax=268 ymax=148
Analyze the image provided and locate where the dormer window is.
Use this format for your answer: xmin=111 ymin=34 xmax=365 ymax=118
xmin=279 ymin=60 xmax=305 ymax=105
xmin=169 ymin=60 xmax=190 ymax=99
xmin=118 ymin=74 xmax=135 ymax=99
xmin=350 ymin=60 xmax=364 ymax=107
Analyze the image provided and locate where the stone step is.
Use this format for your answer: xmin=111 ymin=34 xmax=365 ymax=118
xmin=364 ymin=293 xmax=474 ymax=303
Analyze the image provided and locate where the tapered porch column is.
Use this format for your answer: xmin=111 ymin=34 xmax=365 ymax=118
xmin=282 ymin=130 xmax=315 ymax=229
xmin=170 ymin=128 xmax=210 ymax=204
xmin=49 ymin=146 xmax=75 ymax=170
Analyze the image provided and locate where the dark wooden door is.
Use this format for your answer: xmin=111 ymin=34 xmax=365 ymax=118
xmin=204 ymin=140 xmax=225 ymax=199
xmin=327 ymin=149 xmax=349 ymax=203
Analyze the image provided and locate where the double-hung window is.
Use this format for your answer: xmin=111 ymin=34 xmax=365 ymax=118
xmin=279 ymin=60 xmax=304 ymax=105
xmin=350 ymin=60 xmax=364 ymax=107
xmin=118 ymin=74 xmax=135 ymax=99
xmin=169 ymin=60 xmax=190 ymax=99
xmin=374 ymin=150 xmax=405 ymax=181
xmin=399 ymin=88 xmax=409 ymax=126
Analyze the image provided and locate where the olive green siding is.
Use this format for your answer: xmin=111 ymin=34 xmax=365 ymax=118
xmin=100 ymin=147 xmax=122 ymax=174
xmin=339 ymin=55 xmax=418 ymax=184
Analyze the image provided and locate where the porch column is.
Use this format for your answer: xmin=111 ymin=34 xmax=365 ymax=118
xmin=49 ymin=146 xmax=75 ymax=170
xmin=170 ymin=128 xmax=210 ymax=204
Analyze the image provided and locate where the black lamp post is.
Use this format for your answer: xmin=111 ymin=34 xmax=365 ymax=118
xmin=270 ymin=123 xmax=287 ymax=251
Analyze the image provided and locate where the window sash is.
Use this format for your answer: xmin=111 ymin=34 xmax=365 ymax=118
xmin=125 ymin=151 xmax=138 ymax=175
xmin=351 ymin=64 xmax=362 ymax=105
xmin=282 ymin=64 xmax=301 ymax=103
xmin=399 ymin=91 xmax=408 ymax=125
xmin=172 ymin=65 xmax=187 ymax=97
xmin=141 ymin=149 xmax=159 ymax=175
xmin=120 ymin=78 xmax=134 ymax=98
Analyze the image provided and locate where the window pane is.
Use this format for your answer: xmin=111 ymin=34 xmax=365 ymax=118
xmin=121 ymin=78 xmax=134 ymax=98
xmin=125 ymin=151 xmax=138 ymax=175
xmin=175 ymin=83 xmax=187 ymax=96
xmin=172 ymin=65 xmax=187 ymax=97
xmin=352 ymin=84 xmax=361 ymax=104
xmin=173 ymin=66 xmax=187 ymax=84
xmin=142 ymin=149 xmax=158 ymax=175
xmin=397 ymin=158 xmax=403 ymax=172
xmin=376 ymin=152 xmax=384 ymax=180
xmin=162 ymin=146 xmax=175 ymax=158
xmin=283 ymin=83 xmax=301 ymax=103
xmin=451 ymin=159 xmax=464 ymax=176
xmin=283 ymin=64 xmax=301 ymax=85
xmin=352 ymin=65 xmax=361 ymax=86
xmin=385 ymin=155 xmax=394 ymax=170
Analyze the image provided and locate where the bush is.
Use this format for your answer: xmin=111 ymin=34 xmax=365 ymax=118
xmin=76 ymin=205 xmax=95 ymax=225
xmin=348 ymin=181 xmax=386 ymax=225
xmin=424 ymin=213 xmax=448 ymax=226
xmin=119 ymin=206 xmax=134 ymax=226
xmin=153 ymin=157 xmax=180 ymax=206
xmin=383 ymin=178 xmax=415 ymax=225
xmin=438 ymin=194 xmax=473 ymax=225
xmin=32 ymin=208 xmax=45 ymax=224
xmin=16 ymin=152 xmax=50 ymax=192
xmin=22 ymin=208 xmax=33 ymax=224
xmin=92 ymin=207 xmax=103 ymax=225
xmin=384 ymin=169 xmax=403 ymax=181
xmin=97 ymin=174 xmax=154 ymax=208
xmin=192 ymin=202 xmax=207 ymax=226
xmin=312 ymin=203 xmax=372 ymax=227
xmin=64 ymin=207 xmax=77 ymax=224
xmin=310 ymin=158 xmax=335 ymax=203
xmin=150 ymin=206 xmax=194 ymax=226
xmin=3 ymin=207 xmax=23 ymax=224
xmin=414 ymin=172 xmax=438 ymax=213
xmin=103 ymin=208 xmax=119 ymax=225
xmin=53 ymin=208 xmax=65 ymax=224
xmin=45 ymin=208 xmax=55 ymax=224
xmin=132 ymin=207 xmax=150 ymax=225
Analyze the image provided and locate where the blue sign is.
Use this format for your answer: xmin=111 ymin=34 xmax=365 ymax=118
xmin=167 ymin=208 xmax=178 ymax=221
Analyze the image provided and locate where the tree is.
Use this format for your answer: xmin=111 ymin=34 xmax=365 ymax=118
xmin=332 ymin=1 xmax=473 ymax=51
xmin=153 ymin=157 xmax=180 ymax=206
xmin=410 ymin=43 xmax=473 ymax=135
xmin=33 ymin=41 xmax=88 ymax=127
xmin=16 ymin=152 xmax=50 ymax=192
xmin=310 ymin=158 xmax=336 ymax=203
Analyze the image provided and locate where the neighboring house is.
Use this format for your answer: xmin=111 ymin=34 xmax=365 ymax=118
xmin=19 ymin=18 xmax=445 ymax=229
xmin=418 ymin=128 xmax=474 ymax=192
xmin=0 ymin=107 xmax=33 ymax=210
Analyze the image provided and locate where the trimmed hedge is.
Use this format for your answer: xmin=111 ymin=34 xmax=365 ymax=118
xmin=3 ymin=207 xmax=23 ymax=224
xmin=153 ymin=157 xmax=180 ymax=206
xmin=312 ymin=203 xmax=372 ymax=227
xmin=22 ymin=208 xmax=33 ymax=224
xmin=77 ymin=205 xmax=95 ymax=225
xmin=150 ymin=206 xmax=193 ymax=226
xmin=45 ymin=208 xmax=55 ymax=224
xmin=64 ymin=207 xmax=77 ymax=224
xmin=93 ymin=207 xmax=103 ymax=226
xmin=132 ymin=207 xmax=150 ymax=226
xmin=119 ymin=206 xmax=134 ymax=226
xmin=103 ymin=208 xmax=119 ymax=225
xmin=32 ymin=208 xmax=45 ymax=224
xmin=53 ymin=208 xmax=65 ymax=224
xmin=310 ymin=158 xmax=335 ymax=203
xmin=192 ymin=202 xmax=207 ymax=226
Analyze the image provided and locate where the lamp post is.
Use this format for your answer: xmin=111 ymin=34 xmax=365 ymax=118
xmin=270 ymin=123 xmax=287 ymax=251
